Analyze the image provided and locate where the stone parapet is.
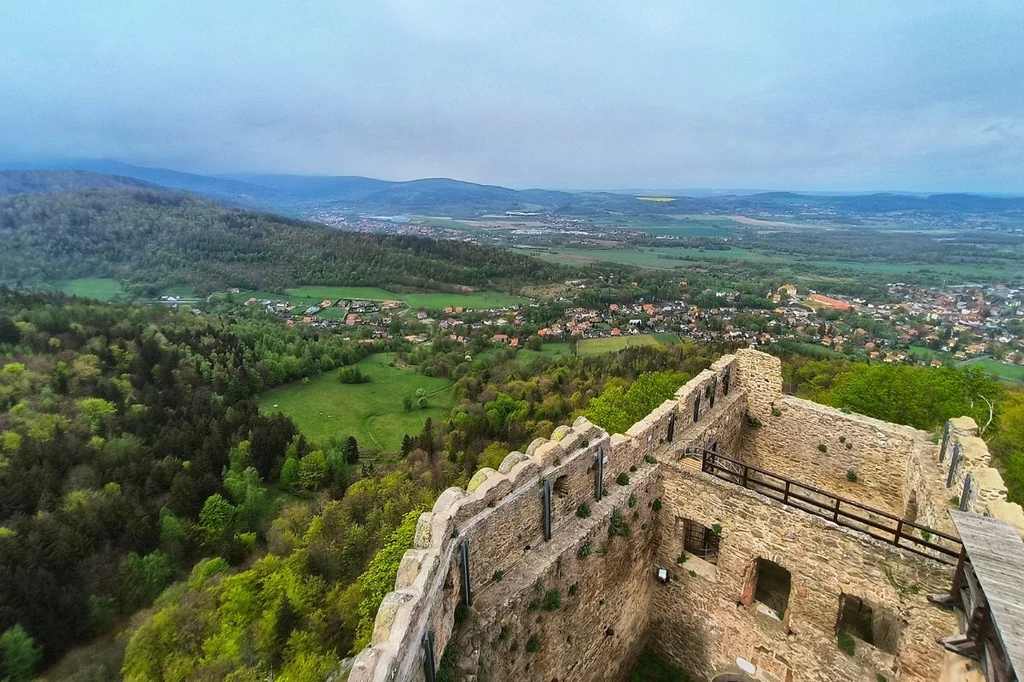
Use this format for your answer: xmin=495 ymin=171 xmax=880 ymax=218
xmin=942 ymin=418 xmax=1024 ymax=535
xmin=345 ymin=349 xmax=1015 ymax=682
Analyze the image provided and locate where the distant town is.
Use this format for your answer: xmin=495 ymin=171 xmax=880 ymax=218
xmin=201 ymin=278 xmax=1024 ymax=380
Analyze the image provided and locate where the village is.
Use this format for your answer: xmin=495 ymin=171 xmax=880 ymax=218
xmin=235 ymin=278 xmax=1024 ymax=378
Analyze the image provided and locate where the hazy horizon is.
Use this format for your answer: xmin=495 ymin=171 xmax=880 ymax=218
xmin=2 ymin=1 xmax=1022 ymax=193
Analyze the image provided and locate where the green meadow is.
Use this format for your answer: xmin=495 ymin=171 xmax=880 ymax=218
xmin=244 ymin=285 xmax=529 ymax=310
xmin=257 ymin=354 xmax=454 ymax=453
xmin=56 ymin=278 xmax=125 ymax=301
xmin=962 ymin=358 xmax=1024 ymax=383
xmin=517 ymin=246 xmax=1024 ymax=283
xmin=577 ymin=333 xmax=676 ymax=356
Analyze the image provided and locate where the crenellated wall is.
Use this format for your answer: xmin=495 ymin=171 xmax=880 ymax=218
xmin=345 ymin=349 xmax=1022 ymax=682
xmin=937 ymin=417 xmax=1024 ymax=535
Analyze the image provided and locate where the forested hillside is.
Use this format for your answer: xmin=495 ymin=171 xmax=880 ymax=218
xmin=0 ymin=292 xmax=400 ymax=674
xmin=0 ymin=170 xmax=156 ymax=196
xmin=0 ymin=290 xmax=728 ymax=680
xmin=0 ymin=187 xmax=568 ymax=293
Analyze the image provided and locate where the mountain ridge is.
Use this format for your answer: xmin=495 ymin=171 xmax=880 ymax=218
xmin=3 ymin=163 xmax=1023 ymax=219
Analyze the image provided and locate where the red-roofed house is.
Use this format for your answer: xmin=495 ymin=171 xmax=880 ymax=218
xmin=810 ymin=294 xmax=853 ymax=311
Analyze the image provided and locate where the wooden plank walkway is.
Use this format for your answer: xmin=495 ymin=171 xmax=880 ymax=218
xmin=950 ymin=511 xmax=1024 ymax=680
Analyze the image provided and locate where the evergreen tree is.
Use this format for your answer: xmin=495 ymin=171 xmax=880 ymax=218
xmin=345 ymin=436 xmax=360 ymax=465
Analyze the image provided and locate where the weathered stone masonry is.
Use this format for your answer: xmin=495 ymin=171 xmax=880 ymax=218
xmin=347 ymin=349 xmax=1024 ymax=682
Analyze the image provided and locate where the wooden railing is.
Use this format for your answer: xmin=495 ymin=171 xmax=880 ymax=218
xmin=683 ymin=447 xmax=963 ymax=564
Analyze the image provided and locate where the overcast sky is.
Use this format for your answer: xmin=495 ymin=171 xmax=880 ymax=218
xmin=1 ymin=1 xmax=1022 ymax=192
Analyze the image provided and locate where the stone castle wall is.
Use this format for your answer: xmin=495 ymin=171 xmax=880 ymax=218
xmin=346 ymin=349 xmax=1022 ymax=682
xmin=652 ymin=459 xmax=956 ymax=682
xmin=347 ymin=355 xmax=743 ymax=682
xmin=940 ymin=417 xmax=1024 ymax=534
xmin=455 ymin=465 xmax=662 ymax=682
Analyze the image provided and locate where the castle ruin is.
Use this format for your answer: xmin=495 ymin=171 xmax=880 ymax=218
xmin=348 ymin=349 xmax=1024 ymax=682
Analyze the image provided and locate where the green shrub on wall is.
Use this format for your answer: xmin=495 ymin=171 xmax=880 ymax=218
xmin=353 ymin=509 xmax=424 ymax=650
xmin=541 ymin=589 xmax=562 ymax=611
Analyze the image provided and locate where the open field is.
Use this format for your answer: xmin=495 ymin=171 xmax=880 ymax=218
xmin=57 ymin=278 xmax=125 ymax=301
xmin=277 ymin=286 xmax=529 ymax=310
xmin=517 ymin=246 xmax=1024 ymax=283
xmin=961 ymin=358 xmax=1024 ymax=383
xmin=577 ymin=334 xmax=675 ymax=356
xmin=512 ymin=342 xmax=574 ymax=365
xmin=257 ymin=354 xmax=454 ymax=452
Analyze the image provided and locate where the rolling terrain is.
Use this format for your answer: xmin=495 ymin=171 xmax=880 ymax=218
xmin=5 ymin=163 xmax=1023 ymax=222
xmin=0 ymin=176 xmax=568 ymax=295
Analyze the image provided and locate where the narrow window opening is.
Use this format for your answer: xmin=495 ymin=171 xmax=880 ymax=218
xmin=836 ymin=594 xmax=900 ymax=655
xmin=683 ymin=518 xmax=720 ymax=564
xmin=553 ymin=475 xmax=569 ymax=498
xmin=753 ymin=559 xmax=791 ymax=618
xmin=693 ymin=394 xmax=701 ymax=423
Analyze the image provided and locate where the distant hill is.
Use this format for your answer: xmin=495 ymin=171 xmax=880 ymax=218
xmin=0 ymin=185 xmax=568 ymax=292
xmin=0 ymin=169 xmax=157 ymax=195
xmin=2 ymin=160 xmax=291 ymax=212
xmin=220 ymin=173 xmax=394 ymax=200
xmin=3 ymin=162 xmax=1022 ymax=219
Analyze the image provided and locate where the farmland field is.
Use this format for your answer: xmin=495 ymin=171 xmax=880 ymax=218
xmin=57 ymin=278 xmax=125 ymax=301
xmin=257 ymin=353 xmax=454 ymax=452
xmin=577 ymin=334 xmax=672 ymax=356
xmin=513 ymin=342 xmax=573 ymax=364
xmin=516 ymin=246 xmax=1024 ymax=283
xmin=274 ymin=286 xmax=528 ymax=310
xmin=961 ymin=358 xmax=1024 ymax=383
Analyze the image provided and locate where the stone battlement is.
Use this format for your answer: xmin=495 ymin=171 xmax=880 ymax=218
xmin=347 ymin=349 xmax=1023 ymax=682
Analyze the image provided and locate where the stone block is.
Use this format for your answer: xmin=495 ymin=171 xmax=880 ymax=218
xmin=526 ymin=437 xmax=547 ymax=456
xmin=531 ymin=440 xmax=565 ymax=468
xmin=432 ymin=486 xmax=467 ymax=514
xmin=498 ymin=451 xmax=528 ymax=474
xmin=370 ymin=591 xmax=415 ymax=646
xmin=506 ymin=459 xmax=540 ymax=489
xmin=550 ymin=424 xmax=571 ymax=441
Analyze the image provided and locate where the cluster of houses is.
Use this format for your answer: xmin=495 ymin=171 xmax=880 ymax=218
xmin=236 ymin=279 xmax=1024 ymax=373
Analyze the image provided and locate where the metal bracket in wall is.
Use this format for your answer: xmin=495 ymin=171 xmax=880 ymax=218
xmin=542 ymin=479 xmax=552 ymax=541
xmin=946 ymin=443 xmax=962 ymax=488
xmin=459 ymin=539 xmax=472 ymax=606
xmin=422 ymin=631 xmax=436 ymax=682
xmin=939 ymin=421 xmax=951 ymax=462
xmin=959 ymin=474 xmax=972 ymax=511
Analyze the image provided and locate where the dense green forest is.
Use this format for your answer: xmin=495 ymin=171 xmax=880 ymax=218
xmin=0 ymin=292 xmax=403 ymax=675
xmin=0 ymin=188 xmax=569 ymax=294
xmin=0 ymin=291 xmax=730 ymax=681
